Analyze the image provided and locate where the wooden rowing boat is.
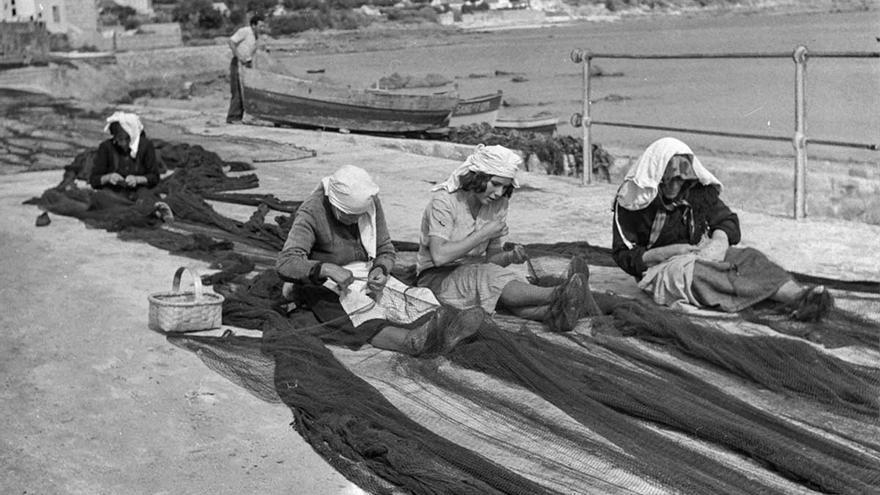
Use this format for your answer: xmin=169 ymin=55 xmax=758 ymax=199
xmin=494 ymin=116 xmax=558 ymax=136
xmin=448 ymin=91 xmax=503 ymax=127
xmin=240 ymin=67 xmax=459 ymax=133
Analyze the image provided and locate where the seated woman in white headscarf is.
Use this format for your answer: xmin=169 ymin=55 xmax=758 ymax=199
xmin=276 ymin=165 xmax=486 ymax=356
xmin=416 ymin=145 xmax=601 ymax=333
xmin=89 ymin=111 xmax=162 ymax=207
xmin=611 ymin=137 xmax=833 ymax=321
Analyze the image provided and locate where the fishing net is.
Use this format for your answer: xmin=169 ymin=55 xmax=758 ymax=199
xmin=172 ymin=289 xmax=880 ymax=494
xmin=24 ymin=143 xmax=880 ymax=494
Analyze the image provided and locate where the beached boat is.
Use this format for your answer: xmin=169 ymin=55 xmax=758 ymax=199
xmin=448 ymin=91 xmax=503 ymax=127
xmin=240 ymin=67 xmax=459 ymax=133
xmin=494 ymin=116 xmax=558 ymax=136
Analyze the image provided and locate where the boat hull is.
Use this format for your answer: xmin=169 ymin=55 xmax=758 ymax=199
xmin=241 ymin=68 xmax=457 ymax=133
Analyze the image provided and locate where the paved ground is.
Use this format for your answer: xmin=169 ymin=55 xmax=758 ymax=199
xmin=2 ymin=104 xmax=879 ymax=495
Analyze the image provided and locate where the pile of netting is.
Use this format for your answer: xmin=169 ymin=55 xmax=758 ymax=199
xmin=444 ymin=123 xmax=614 ymax=180
xmin=24 ymin=143 xmax=880 ymax=494
xmin=176 ymin=272 xmax=880 ymax=494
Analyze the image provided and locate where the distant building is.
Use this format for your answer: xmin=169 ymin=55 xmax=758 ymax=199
xmin=212 ymin=1 xmax=229 ymax=16
xmin=113 ymin=0 xmax=153 ymax=14
xmin=2 ymin=0 xmax=100 ymax=47
xmin=486 ymin=0 xmax=511 ymax=10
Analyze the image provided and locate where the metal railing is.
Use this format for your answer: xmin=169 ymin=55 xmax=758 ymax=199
xmin=569 ymin=46 xmax=880 ymax=219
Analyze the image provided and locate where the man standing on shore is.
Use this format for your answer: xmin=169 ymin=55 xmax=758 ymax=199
xmin=226 ymin=14 xmax=265 ymax=124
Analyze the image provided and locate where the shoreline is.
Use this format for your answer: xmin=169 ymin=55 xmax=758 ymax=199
xmin=265 ymin=1 xmax=875 ymax=55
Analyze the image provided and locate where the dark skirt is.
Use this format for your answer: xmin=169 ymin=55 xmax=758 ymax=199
xmin=298 ymin=285 xmax=388 ymax=348
xmin=691 ymin=247 xmax=792 ymax=313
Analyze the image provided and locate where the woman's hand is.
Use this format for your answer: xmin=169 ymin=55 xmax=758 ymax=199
xmin=124 ymin=175 xmax=146 ymax=188
xmin=103 ymin=172 xmax=125 ymax=186
xmin=366 ymin=266 xmax=389 ymax=296
xmin=321 ymin=264 xmax=354 ymax=291
xmin=698 ymin=231 xmax=729 ymax=262
xmin=506 ymin=244 xmax=528 ymax=265
xmin=488 ymin=244 xmax=527 ymax=267
xmin=479 ymin=219 xmax=509 ymax=241
xmin=428 ymin=219 xmax=509 ymax=267
xmin=643 ymin=243 xmax=699 ymax=266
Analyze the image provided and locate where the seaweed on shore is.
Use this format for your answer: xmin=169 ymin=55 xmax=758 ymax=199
xmin=444 ymin=123 xmax=613 ymax=181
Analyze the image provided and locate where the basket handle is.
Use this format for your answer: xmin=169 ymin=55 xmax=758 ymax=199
xmin=172 ymin=267 xmax=203 ymax=301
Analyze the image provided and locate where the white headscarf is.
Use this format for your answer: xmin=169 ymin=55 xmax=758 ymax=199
xmin=103 ymin=111 xmax=144 ymax=159
xmin=433 ymin=144 xmax=522 ymax=193
xmin=616 ymin=137 xmax=722 ymax=211
xmin=320 ymin=165 xmax=380 ymax=258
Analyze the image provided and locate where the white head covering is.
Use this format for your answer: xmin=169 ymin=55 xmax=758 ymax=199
xmin=104 ymin=111 xmax=144 ymax=159
xmin=616 ymin=137 xmax=722 ymax=211
xmin=320 ymin=165 xmax=380 ymax=258
xmin=321 ymin=165 xmax=379 ymax=214
xmin=433 ymin=144 xmax=522 ymax=193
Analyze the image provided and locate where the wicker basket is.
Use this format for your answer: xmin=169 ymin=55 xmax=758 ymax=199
xmin=148 ymin=267 xmax=224 ymax=332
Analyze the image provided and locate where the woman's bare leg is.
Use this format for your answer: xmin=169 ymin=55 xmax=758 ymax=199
xmin=499 ymin=280 xmax=555 ymax=307
xmin=370 ymin=326 xmax=416 ymax=354
xmin=770 ymin=280 xmax=805 ymax=303
xmin=369 ymin=307 xmax=485 ymax=355
xmin=506 ymin=305 xmax=549 ymax=321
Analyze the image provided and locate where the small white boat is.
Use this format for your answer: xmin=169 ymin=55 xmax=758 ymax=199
xmin=494 ymin=116 xmax=558 ymax=136
xmin=448 ymin=91 xmax=503 ymax=127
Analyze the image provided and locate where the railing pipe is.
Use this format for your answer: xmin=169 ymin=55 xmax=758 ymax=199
xmin=793 ymin=45 xmax=808 ymax=220
xmin=575 ymin=51 xmax=879 ymax=60
xmin=588 ymin=121 xmax=878 ymax=150
xmin=571 ymin=46 xmax=879 ymax=220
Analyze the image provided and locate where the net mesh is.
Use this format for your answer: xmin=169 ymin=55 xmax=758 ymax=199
xmin=25 ymin=145 xmax=880 ymax=494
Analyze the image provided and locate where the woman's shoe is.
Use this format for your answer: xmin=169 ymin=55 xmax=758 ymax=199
xmin=545 ymin=273 xmax=586 ymax=333
xmin=153 ymin=201 xmax=174 ymax=223
xmin=791 ymin=285 xmax=834 ymax=322
xmin=436 ymin=306 xmax=486 ymax=354
xmin=568 ymin=256 xmax=603 ymax=317
xmin=407 ymin=306 xmax=485 ymax=356
xmin=568 ymin=255 xmax=589 ymax=278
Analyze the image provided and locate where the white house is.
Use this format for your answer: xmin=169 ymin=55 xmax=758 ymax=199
xmin=2 ymin=0 xmax=99 ymax=47
xmin=212 ymin=1 xmax=229 ymax=16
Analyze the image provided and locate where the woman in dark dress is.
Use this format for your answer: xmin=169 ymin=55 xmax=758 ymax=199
xmin=89 ymin=112 xmax=161 ymax=206
xmin=611 ymin=137 xmax=832 ymax=321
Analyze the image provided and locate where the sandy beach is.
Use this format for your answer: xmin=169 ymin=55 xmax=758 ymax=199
xmin=2 ymin=5 xmax=880 ymax=493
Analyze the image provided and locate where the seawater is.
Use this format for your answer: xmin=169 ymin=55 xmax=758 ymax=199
xmin=280 ymin=10 xmax=880 ymax=164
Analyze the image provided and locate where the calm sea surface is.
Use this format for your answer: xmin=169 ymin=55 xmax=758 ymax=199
xmin=279 ymin=10 xmax=880 ymax=163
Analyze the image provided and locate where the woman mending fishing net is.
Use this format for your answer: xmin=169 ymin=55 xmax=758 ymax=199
xmin=276 ymin=165 xmax=485 ymax=356
xmin=88 ymin=112 xmax=168 ymax=212
xmin=416 ymin=144 xmax=602 ymax=333
xmin=611 ymin=137 xmax=833 ymax=321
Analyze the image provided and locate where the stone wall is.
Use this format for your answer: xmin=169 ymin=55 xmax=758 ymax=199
xmin=0 ymin=21 xmax=49 ymax=66
xmin=99 ymin=23 xmax=183 ymax=52
xmin=115 ymin=43 xmax=229 ymax=82
xmin=459 ymin=8 xmax=545 ymax=28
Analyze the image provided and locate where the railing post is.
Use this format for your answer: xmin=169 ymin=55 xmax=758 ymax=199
xmin=582 ymin=52 xmax=593 ymax=185
xmin=793 ymin=45 xmax=808 ymax=219
xmin=571 ymin=49 xmax=593 ymax=185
